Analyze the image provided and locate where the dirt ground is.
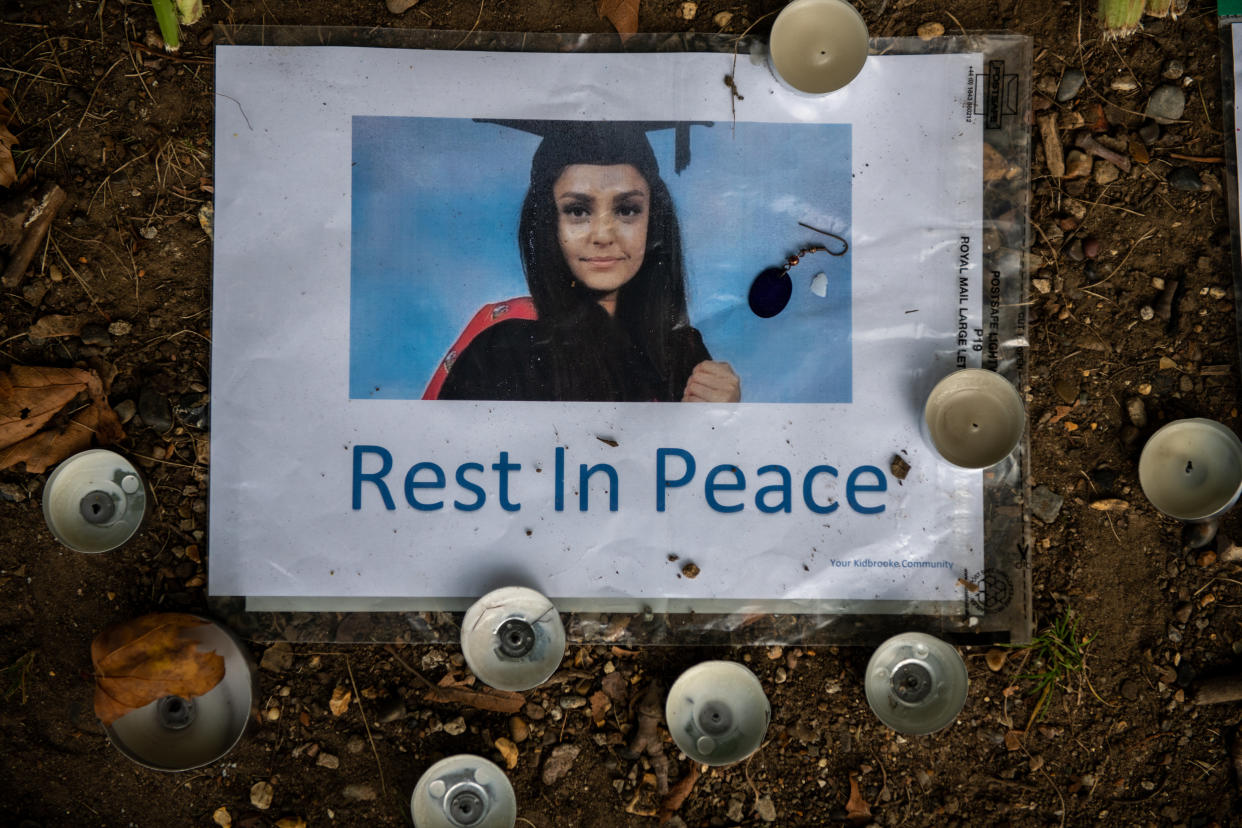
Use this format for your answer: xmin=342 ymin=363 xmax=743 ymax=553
xmin=1 ymin=0 xmax=1239 ymax=826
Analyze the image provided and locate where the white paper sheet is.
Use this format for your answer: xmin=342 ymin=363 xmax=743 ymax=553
xmin=209 ymin=45 xmax=987 ymax=613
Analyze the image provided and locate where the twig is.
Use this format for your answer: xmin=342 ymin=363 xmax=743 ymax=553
xmin=77 ymin=56 xmax=124 ymax=127
xmin=1081 ymin=228 xmax=1155 ymax=290
xmin=343 ymin=655 xmax=387 ymax=796
xmin=453 ymin=0 xmax=485 ymax=49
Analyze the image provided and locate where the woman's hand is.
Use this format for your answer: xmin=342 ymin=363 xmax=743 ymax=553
xmin=682 ymin=361 xmax=741 ymax=403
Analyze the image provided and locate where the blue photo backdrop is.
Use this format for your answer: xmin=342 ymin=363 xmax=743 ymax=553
xmin=350 ymin=117 xmax=852 ymax=403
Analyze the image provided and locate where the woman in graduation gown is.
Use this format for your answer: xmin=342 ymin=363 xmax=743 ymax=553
xmin=433 ymin=121 xmax=741 ymax=404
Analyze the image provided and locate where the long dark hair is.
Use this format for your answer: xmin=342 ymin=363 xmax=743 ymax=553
xmin=518 ymin=159 xmax=692 ymax=400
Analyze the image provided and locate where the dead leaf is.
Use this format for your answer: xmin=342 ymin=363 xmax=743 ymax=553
xmin=92 ymin=613 xmax=226 ymax=726
xmin=655 ymin=763 xmax=701 ymax=824
xmin=956 ymin=577 xmax=980 ymax=593
xmin=1158 ymin=356 xmax=1179 ymax=371
xmin=598 ymin=0 xmax=639 ymax=40
xmin=494 ymin=736 xmax=519 ymax=769
xmin=845 ymin=772 xmax=872 ymax=825
xmin=274 ymin=819 xmax=306 ymax=828
xmin=0 ymin=365 xmax=124 ymax=473
xmin=1004 ymin=729 xmax=1024 ymax=751
xmin=589 ymin=689 xmax=611 ymax=726
xmin=423 ymin=684 xmax=525 ymax=714
xmin=985 ymin=649 xmax=1008 ymax=672
xmin=1089 ymin=498 xmax=1129 ymax=512
xmin=1048 ymin=404 xmax=1075 ymax=424
xmin=29 ymin=314 xmax=87 ymax=339
xmin=329 ymin=686 xmax=351 ymax=716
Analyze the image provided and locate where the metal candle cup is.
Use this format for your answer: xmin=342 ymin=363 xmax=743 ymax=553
xmin=865 ymin=632 xmax=968 ymax=735
xmin=923 ymin=369 xmax=1025 ymax=470
xmin=1139 ymin=418 xmax=1242 ymax=522
xmin=768 ymin=0 xmax=869 ymax=95
xmin=104 ymin=617 xmax=256 ymax=771
xmin=460 ymin=586 xmax=565 ymax=692
xmin=665 ymin=660 xmax=771 ymax=766
xmin=43 ymin=448 xmax=147 ymax=553
xmin=411 ymin=755 xmax=517 ymax=828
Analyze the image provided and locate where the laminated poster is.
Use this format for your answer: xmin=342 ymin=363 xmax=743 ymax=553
xmin=210 ymin=44 xmax=995 ymax=616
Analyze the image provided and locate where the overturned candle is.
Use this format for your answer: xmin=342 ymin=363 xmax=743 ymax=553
xmin=865 ymin=632 xmax=968 ymax=735
xmin=665 ymin=660 xmax=770 ymax=766
xmin=1139 ymin=418 xmax=1242 ymax=522
xmin=411 ymin=755 xmax=516 ymax=828
xmin=768 ymin=0 xmax=869 ymax=95
xmin=923 ymin=369 xmax=1025 ymax=469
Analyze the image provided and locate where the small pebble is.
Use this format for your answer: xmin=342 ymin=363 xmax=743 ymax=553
xmin=1138 ymin=122 xmax=1160 ymax=144
xmin=1145 ymin=84 xmax=1186 ymax=124
xmin=681 ymin=562 xmax=700 ymax=579
xmin=316 ymin=753 xmax=339 ymax=769
xmin=1030 ymin=485 xmax=1064 ymax=524
xmin=1125 ymin=398 xmax=1147 ymax=428
xmin=1167 ymin=166 xmax=1203 ymax=192
xmin=108 ymin=320 xmax=133 ymax=337
xmin=444 ymin=716 xmax=467 ymax=735
xmin=917 ymin=22 xmax=945 ymax=39
xmin=0 ymin=482 xmax=27 ymax=503
xmin=250 ymin=781 xmax=274 ymax=810
xmin=138 ymin=386 xmax=174 ymax=433
xmin=213 ymin=807 xmax=232 ymax=828
xmin=1082 ymin=237 xmax=1100 ymax=259
xmin=560 ymin=695 xmax=586 ymax=710
xmin=1139 ymin=305 xmax=1155 ymax=321
xmin=756 ymin=795 xmax=778 ymax=822
xmin=509 ymin=717 xmax=530 ymax=743
xmin=386 ymin=0 xmax=421 ymax=13
xmin=774 ymin=667 xmax=788 ymax=684
xmin=1161 ymin=59 xmax=1184 ymax=81
xmin=542 ymin=744 xmax=581 ymax=786
xmin=1110 ymin=76 xmax=1138 ymax=92
xmin=1064 ymin=150 xmax=1092 ymax=179
xmin=1055 ymin=69 xmax=1086 ymax=103
xmin=1032 ymin=277 xmax=1051 ymax=294
xmin=259 ymin=643 xmax=294 ymax=673
xmin=342 ymin=784 xmax=377 ymax=802
xmin=680 ymin=1 xmax=697 ymax=19
xmin=79 ymin=323 xmax=111 ymax=347
xmin=713 ymin=11 xmax=733 ymax=27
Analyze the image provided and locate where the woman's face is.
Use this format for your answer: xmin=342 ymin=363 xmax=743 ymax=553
xmin=553 ymin=163 xmax=650 ymax=312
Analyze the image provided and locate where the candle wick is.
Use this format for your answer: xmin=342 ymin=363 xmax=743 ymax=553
xmin=1185 ymin=461 xmax=1194 ymax=474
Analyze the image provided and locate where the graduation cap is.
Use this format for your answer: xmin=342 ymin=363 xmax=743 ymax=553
xmin=474 ymin=119 xmax=712 ymax=179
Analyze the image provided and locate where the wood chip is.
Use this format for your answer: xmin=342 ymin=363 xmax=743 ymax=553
xmin=1038 ymin=114 xmax=1065 ymax=178
xmin=1089 ymin=498 xmax=1129 ymax=512
xmin=494 ymin=736 xmax=519 ymax=769
xmin=423 ymin=684 xmax=525 ymax=713
xmin=329 ymin=686 xmax=351 ymax=716
xmin=1004 ymin=730 xmax=1023 ymax=751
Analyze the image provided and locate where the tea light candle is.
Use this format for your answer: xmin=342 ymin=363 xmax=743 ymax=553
xmin=768 ymin=0 xmax=869 ymax=95
xmin=923 ymin=369 xmax=1025 ymax=469
xmin=43 ymin=448 xmax=146 ymax=553
xmin=1139 ymin=418 xmax=1242 ymax=522
xmin=865 ymin=632 xmax=968 ymax=735
xmin=665 ymin=661 xmax=771 ymax=766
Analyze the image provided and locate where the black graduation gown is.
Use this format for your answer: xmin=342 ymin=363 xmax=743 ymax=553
xmin=438 ymin=318 xmax=711 ymax=402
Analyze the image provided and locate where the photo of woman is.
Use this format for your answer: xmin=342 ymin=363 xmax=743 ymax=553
xmin=429 ymin=121 xmax=740 ymax=403
xmin=349 ymin=116 xmax=853 ymax=404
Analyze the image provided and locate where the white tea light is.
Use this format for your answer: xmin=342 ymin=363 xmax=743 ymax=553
xmin=105 ymin=618 xmax=255 ymax=771
xmin=665 ymin=660 xmax=770 ymax=766
xmin=411 ymin=755 xmax=516 ymax=828
xmin=1139 ymin=418 xmax=1242 ymax=522
xmin=768 ymin=0 xmax=869 ymax=95
xmin=923 ymin=369 xmax=1025 ymax=469
xmin=43 ymin=448 xmax=146 ymax=553
xmin=865 ymin=632 xmax=968 ymax=735
xmin=461 ymin=586 xmax=565 ymax=691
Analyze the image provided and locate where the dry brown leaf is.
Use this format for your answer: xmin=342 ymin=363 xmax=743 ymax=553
xmin=0 ymin=365 xmax=123 ymax=472
xmin=274 ymin=819 xmax=306 ymax=828
xmin=589 ymin=689 xmax=611 ymax=726
xmin=1004 ymin=729 xmax=1024 ymax=751
xmin=329 ymin=685 xmax=352 ymax=716
xmin=1048 ymin=404 xmax=1075 ymax=425
xmin=423 ymin=683 xmax=525 ymax=713
xmin=92 ymin=613 xmax=226 ymax=726
xmin=598 ymin=0 xmax=639 ymax=40
xmin=845 ymin=772 xmax=872 ymax=825
xmin=29 ymin=314 xmax=87 ymax=339
xmin=494 ymin=736 xmax=519 ymax=769
xmin=655 ymin=762 xmax=700 ymax=823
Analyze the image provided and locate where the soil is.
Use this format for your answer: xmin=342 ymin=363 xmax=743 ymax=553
xmin=0 ymin=0 xmax=1239 ymax=826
